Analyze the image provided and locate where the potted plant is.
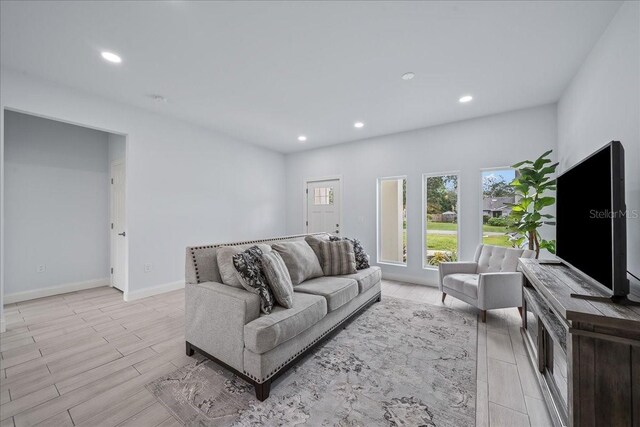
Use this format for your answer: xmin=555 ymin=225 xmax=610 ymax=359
xmin=508 ymin=150 xmax=558 ymax=258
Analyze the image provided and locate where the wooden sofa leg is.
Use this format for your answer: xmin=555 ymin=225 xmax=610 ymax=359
xmin=255 ymin=380 xmax=272 ymax=401
xmin=376 ymin=293 xmax=382 ymax=303
xmin=441 ymin=292 xmax=447 ymax=303
xmin=186 ymin=341 xmax=194 ymax=356
xmin=480 ymin=310 xmax=487 ymax=323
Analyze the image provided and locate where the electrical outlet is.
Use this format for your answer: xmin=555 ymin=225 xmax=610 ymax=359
xmin=144 ymin=263 xmax=152 ymax=273
xmin=36 ymin=264 xmax=46 ymax=273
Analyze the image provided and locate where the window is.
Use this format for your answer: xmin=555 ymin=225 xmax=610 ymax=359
xmin=378 ymin=177 xmax=407 ymax=265
xmin=481 ymin=169 xmax=516 ymax=247
xmin=424 ymin=174 xmax=459 ymax=267
xmin=313 ymin=187 xmax=334 ymax=205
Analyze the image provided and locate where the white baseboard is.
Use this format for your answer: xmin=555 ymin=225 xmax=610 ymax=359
xmin=124 ymin=280 xmax=184 ymax=302
xmin=381 ymin=272 xmax=438 ymax=287
xmin=4 ymin=278 xmax=110 ymax=304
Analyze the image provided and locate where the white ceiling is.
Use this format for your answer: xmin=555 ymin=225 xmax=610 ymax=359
xmin=0 ymin=1 xmax=621 ymax=153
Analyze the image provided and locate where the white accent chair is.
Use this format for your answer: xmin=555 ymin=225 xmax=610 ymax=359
xmin=438 ymin=244 xmax=535 ymax=322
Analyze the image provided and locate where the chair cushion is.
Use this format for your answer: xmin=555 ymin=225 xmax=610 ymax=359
xmin=341 ymin=266 xmax=381 ymax=293
xmin=443 ymin=273 xmax=479 ymax=299
xmin=244 ymin=292 xmax=327 ymax=354
xmin=294 ymin=276 xmax=359 ymax=311
xmin=476 ymin=245 xmax=531 ymax=274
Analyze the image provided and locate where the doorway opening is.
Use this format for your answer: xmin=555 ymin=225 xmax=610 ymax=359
xmin=2 ymin=109 xmax=128 ymax=302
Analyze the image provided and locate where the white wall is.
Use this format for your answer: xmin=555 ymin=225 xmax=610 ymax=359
xmin=285 ymin=104 xmax=557 ymax=286
xmin=108 ymin=133 xmax=126 ymax=164
xmin=1 ymin=69 xmax=286 ymax=316
xmin=557 ymin=0 xmax=640 ymax=294
xmin=4 ymin=111 xmax=110 ymax=298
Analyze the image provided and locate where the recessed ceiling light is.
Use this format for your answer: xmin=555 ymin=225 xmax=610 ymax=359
xmin=298 ymin=135 xmax=307 ymax=142
xmin=101 ymin=51 xmax=122 ymax=64
xmin=459 ymin=95 xmax=473 ymax=103
xmin=401 ymin=72 xmax=415 ymax=81
xmin=354 ymin=122 xmax=364 ymax=128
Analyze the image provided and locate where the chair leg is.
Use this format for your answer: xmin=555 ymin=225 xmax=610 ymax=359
xmin=186 ymin=341 xmax=194 ymax=356
xmin=480 ymin=310 xmax=487 ymax=323
xmin=441 ymin=292 xmax=447 ymax=303
xmin=255 ymin=379 xmax=272 ymax=401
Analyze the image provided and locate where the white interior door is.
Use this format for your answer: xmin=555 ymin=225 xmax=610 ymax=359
xmin=306 ymin=179 xmax=341 ymax=235
xmin=110 ymin=161 xmax=126 ymax=291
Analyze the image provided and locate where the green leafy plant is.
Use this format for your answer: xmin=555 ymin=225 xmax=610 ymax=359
xmin=508 ymin=150 xmax=558 ymax=258
xmin=428 ymin=251 xmax=457 ymax=266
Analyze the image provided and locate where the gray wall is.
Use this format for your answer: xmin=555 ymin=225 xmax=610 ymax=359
xmin=4 ymin=111 xmax=110 ymax=296
xmin=557 ymin=0 xmax=640 ymax=294
xmin=285 ymin=104 xmax=557 ymax=286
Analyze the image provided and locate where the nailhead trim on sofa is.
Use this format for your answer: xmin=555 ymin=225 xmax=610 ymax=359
xmin=189 ymin=233 xmax=327 ymax=284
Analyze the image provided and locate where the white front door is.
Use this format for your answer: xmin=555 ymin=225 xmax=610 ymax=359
xmin=110 ymin=161 xmax=126 ymax=291
xmin=306 ymin=179 xmax=341 ymax=235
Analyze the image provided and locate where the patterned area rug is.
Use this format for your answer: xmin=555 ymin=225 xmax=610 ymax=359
xmin=147 ymin=297 xmax=477 ymax=426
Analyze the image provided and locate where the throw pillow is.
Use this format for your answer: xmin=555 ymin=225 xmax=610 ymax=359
xmin=304 ymin=234 xmax=330 ymax=265
xmin=217 ymin=244 xmax=272 ymax=288
xmin=271 ymin=241 xmax=324 ymax=285
xmin=329 ymin=236 xmax=370 ymax=270
xmin=232 ymin=246 xmax=274 ymax=314
xmin=261 ymin=251 xmax=294 ymax=308
xmin=320 ymin=240 xmax=357 ymax=276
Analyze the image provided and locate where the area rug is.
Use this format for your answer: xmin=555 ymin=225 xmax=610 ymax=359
xmin=146 ymin=296 xmax=477 ymax=426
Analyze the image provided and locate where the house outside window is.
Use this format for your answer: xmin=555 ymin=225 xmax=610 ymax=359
xmin=481 ymin=169 xmax=516 ymax=247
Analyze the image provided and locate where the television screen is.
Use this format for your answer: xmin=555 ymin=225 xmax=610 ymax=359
xmin=556 ymin=143 xmax=622 ymax=292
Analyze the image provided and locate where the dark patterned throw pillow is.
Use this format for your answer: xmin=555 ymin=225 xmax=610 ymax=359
xmin=232 ymin=246 xmax=274 ymax=314
xmin=330 ymin=236 xmax=370 ymax=270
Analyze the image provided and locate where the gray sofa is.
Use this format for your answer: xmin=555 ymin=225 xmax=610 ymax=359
xmin=185 ymin=233 xmax=382 ymax=400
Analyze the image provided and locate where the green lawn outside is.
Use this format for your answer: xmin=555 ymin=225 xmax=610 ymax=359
xmin=426 ymin=221 xmax=508 ymax=233
xmin=426 ymin=234 xmax=458 ymax=252
xmin=482 ymin=234 xmax=512 ymax=247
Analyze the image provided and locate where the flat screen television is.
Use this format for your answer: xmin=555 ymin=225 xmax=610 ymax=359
xmin=556 ymin=141 xmax=628 ymax=297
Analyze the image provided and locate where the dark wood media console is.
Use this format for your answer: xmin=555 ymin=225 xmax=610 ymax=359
xmin=518 ymin=259 xmax=640 ymax=427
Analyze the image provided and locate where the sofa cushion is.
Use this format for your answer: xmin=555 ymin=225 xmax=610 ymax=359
xmin=232 ymin=246 xmax=274 ymax=314
xmin=443 ymin=273 xmax=479 ymax=299
xmin=272 ymin=241 xmax=323 ymax=285
xmin=319 ymin=240 xmax=357 ymax=276
xmin=217 ymin=244 xmax=272 ymax=288
xmin=244 ymin=292 xmax=327 ymax=354
xmin=341 ymin=266 xmax=381 ymax=293
xmin=261 ymin=251 xmax=294 ymax=309
xmin=294 ymin=276 xmax=358 ymax=311
xmin=475 ymin=245 xmax=534 ymax=274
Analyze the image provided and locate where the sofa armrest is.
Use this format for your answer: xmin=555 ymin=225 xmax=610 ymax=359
xmin=438 ymin=262 xmax=478 ymax=291
xmin=477 ymin=272 xmax=524 ymax=310
xmin=185 ymin=281 xmax=260 ymax=372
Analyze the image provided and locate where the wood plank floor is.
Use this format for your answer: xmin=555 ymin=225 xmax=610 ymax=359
xmin=1 ymin=281 xmax=553 ymax=426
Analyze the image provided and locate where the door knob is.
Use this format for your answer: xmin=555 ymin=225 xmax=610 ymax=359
xmin=118 ymin=232 xmax=126 ymax=237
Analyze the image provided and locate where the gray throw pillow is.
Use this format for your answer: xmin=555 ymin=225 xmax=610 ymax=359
xmin=217 ymin=244 xmax=272 ymax=288
xmin=304 ymin=234 xmax=330 ymax=265
xmin=271 ymin=241 xmax=323 ymax=285
xmin=261 ymin=251 xmax=294 ymax=308
xmin=320 ymin=240 xmax=357 ymax=276
xmin=329 ymin=236 xmax=370 ymax=270
xmin=232 ymin=246 xmax=274 ymax=314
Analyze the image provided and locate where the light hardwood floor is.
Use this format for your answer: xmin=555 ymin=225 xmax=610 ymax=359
xmin=1 ymin=280 xmax=553 ymax=426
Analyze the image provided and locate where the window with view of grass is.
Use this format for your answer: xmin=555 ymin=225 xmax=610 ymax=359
xmin=481 ymin=169 xmax=516 ymax=247
xmin=378 ymin=177 xmax=407 ymax=265
xmin=424 ymin=173 xmax=459 ymax=267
